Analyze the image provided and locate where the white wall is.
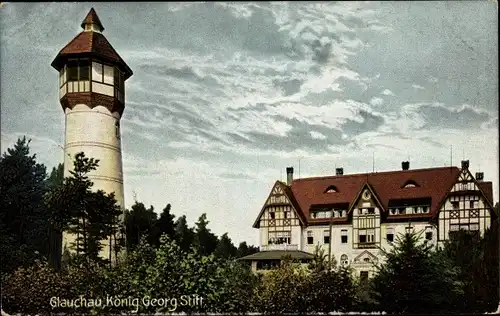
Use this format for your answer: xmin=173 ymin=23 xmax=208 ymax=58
xmin=63 ymin=103 xmax=124 ymax=262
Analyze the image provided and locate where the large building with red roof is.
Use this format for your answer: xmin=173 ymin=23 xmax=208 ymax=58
xmin=245 ymin=160 xmax=496 ymax=278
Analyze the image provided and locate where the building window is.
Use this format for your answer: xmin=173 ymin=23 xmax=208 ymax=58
xmin=405 ymin=225 xmax=413 ymax=236
xmin=360 ymin=271 xmax=369 ymax=283
xmin=269 ymin=231 xmax=291 ymax=245
xmin=324 ymin=185 xmax=338 ymax=193
xmin=367 ymin=207 xmax=375 ymax=214
xmin=425 ymin=226 xmax=433 ymax=240
xmin=341 ymin=229 xmax=348 ymax=244
xmin=284 ymin=211 xmax=288 ymax=219
xmin=323 ymin=230 xmax=330 ymax=244
xmin=307 ymin=231 xmax=314 ymax=244
xmin=340 ymin=254 xmax=349 ymax=266
xmin=359 ymin=230 xmax=367 ymax=243
xmin=386 ymin=228 xmax=394 ymax=242
xmin=269 ymin=212 xmax=275 ymax=220
xmin=452 ymin=201 xmax=459 ymax=210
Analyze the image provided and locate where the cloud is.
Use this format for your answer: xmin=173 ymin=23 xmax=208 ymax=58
xmin=309 ymin=131 xmax=327 ymax=140
xmin=370 ymin=97 xmax=384 ymax=106
xmin=412 ymin=84 xmax=425 ymax=90
xmin=380 ymin=89 xmax=395 ymax=96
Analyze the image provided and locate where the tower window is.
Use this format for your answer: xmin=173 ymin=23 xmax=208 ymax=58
xmin=63 ymin=59 xmax=90 ymax=94
xmin=67 ymin=64 xmax=79 ymax=81
xmin=115 ymin=121 xmax=120 ymax=139
xmin=80 ymin=64 xmax=90 ymax=81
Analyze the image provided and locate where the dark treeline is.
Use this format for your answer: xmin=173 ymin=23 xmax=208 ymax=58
xmin=0 ymin=137 xmax=257 ymax=278
xmin=1 ymin=136 xmax=499 ymax=315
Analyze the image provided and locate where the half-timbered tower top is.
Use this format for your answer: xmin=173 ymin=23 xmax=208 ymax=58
xmin=51 ymin=8 xmax=133 ymax=116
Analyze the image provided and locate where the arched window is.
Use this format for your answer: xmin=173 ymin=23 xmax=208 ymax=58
xmin=324 ymin=185 xmax=338 ymax=193
xmin=340 ymin=254 xmax=349 ymax=266
xmin=402 ymin=180 xmax=419 ymax=188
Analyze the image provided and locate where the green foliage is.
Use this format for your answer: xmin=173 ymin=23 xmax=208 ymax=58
xmin=174 ymin=214 xmax=195 ymax=252
xmin=124 ymin=201 xmax=157 ymax=250
xmin=151 ymin=203 xmax=176 ymax=247
xmin=304 ymin=246 xmax=357 ymax=313
xmin=371 ymin=231 xmax=464 ymax=314
xmin=442 ymin=225 xmax=499 ymax=313
xmin=236 ymin=241 xmax=259 ymax=257
xmin=0 ymin=137 xmax=49 ymax=275
xmin=45 ymin=152 xmax=122 ymax=264
xmin=254 ymin=256 xmax=310 ymax=314
xmin=214 ymin=232 xmax=238 ymax=259
xmin=193 ymin=213 xmax=219 ymax=256
xmin=2 ymin=260 xmax=70 ymax=315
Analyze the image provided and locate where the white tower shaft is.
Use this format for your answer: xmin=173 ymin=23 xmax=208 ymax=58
xmin=62 ymin=104 xmax=124 ymax=263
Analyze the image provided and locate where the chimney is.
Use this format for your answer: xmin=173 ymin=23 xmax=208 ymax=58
xmin=402 ymin=161 xmax=410 ymax=170
xmin=461 ymin=160 xmax=469 ymax=170
xmin=476 ymin=172 xmax=484 ymax=181
xmin=335 ymin=168 xmax=344 ymax=176
xmin=286 ymin=167 xmax=294 ymax=185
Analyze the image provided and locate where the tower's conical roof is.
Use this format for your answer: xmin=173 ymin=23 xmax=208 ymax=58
xmin=51 ymin=8 xmax=132 ymax=79
xmin=81 ymin=8 xmax=104 ymax=32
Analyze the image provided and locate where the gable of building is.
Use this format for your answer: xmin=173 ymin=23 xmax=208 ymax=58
xmin=253 ymin=181 xmax=305 ymax=228
xmin=353 ymin=250 xmax=379 ymax=264
xmin=347 ymin=182 xmax=385 ymax=215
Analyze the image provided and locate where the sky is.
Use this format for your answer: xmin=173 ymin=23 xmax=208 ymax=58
xmin=1 ymin=2 xmax=498 ymax=246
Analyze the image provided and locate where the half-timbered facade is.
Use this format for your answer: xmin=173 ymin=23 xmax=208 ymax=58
xmin=245 ymin=160 xmax=497 ymax=277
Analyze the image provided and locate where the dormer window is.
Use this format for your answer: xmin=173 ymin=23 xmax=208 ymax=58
xmin=402 ymin=180 xmax=419 ymax=188
xmin=324 ymin=185 xmax=338 ymax=193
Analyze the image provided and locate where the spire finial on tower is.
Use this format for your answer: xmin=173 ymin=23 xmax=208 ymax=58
xmin=81 ymin=8 xmax=104 ymax=32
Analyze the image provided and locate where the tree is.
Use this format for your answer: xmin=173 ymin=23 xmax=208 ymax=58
xmin=0 ymin=137 xmax=48 ymax=275
xmin=305 ymin=245 xmax=357 ymax=313
xmin=151 ymin=203 xmax=176 ymax=247
xmin=193 ymin=213 xmax=218 ymax=256
xmin=46 ymin=163 xmax=64 ymax=270
xmin=174 ymin=215 xmax=195 ymax=253
xmin=236 ymin=241 xmax=259 ymax=258
xmin=124 ymin=201 xmax=157 ymax=251
xmin=214 ymin=233 xmax=237 ymax=259
xmin=371 ymin=231 xmax=463 ymax=314
xmin=255 ymin=255 xmax=310 ymax=314
xmin=45 ymin=152 xmax=122 ymax=264
xmin=442 ymin=225 xmax=499 ymax=313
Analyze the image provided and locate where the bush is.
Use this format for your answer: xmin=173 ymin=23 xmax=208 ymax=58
xmin=254 ymin=256 xmax=310 ymax=314
xmin=2 ymin=260 xmax=70 ymax=314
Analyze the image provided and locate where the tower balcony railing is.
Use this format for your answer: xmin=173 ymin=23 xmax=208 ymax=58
xmin=260 ymin=244 xmax=299 ymax=251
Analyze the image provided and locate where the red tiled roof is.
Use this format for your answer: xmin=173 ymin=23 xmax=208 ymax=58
xmin=478 ymin=181 xmax=494 ymax=205
xmin=290 ymin=167 xmax=461 ymax=221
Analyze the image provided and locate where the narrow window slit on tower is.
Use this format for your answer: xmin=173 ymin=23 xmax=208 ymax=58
xmin=115 ymin=121 xmax=120 ymax=139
